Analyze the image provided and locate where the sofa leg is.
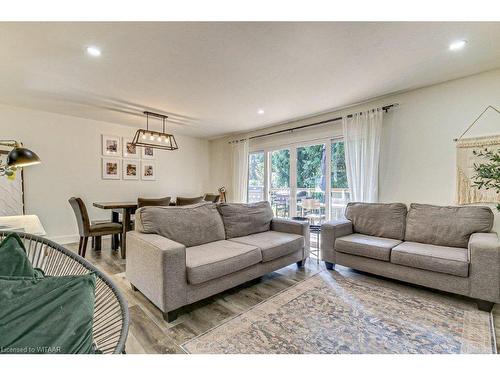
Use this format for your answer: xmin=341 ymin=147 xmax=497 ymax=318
xmin=163 ymin=310 xmax=179 ymax=323
xmin=325 ymin=261 xmax=335 ymax=270
xmin=477 ymin=299 xmax=494 ymax=312
xmin=296 ymin=260 xmax=304 ymax=268
xmin=130 ymin=283 xmax=138 ymax=292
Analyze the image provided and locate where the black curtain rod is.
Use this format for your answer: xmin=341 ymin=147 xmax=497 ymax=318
xmin=243 ymin=103 xmax=398 ymax=142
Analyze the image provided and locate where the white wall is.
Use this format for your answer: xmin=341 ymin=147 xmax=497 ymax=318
xmin=0 ymin=104 xmax=211 ymax=243
xmin=209 ymin=68 xmax=500 ymax=229
xmin=378 ymin=69 xmax=500 ymax=207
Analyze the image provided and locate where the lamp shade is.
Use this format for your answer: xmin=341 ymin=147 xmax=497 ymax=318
xmin=7 ymin=147 xmax=41 ymax=168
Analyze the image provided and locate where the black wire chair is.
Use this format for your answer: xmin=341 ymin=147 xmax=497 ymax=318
xmin=0 ymin=231 xmax=129 ymax=354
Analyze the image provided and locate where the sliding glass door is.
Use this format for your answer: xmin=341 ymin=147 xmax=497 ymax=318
xmin=247 ymin=138 xmax=349 ymax=220
xmin=330 ymin=139 xmax=350 ymax=220
xmin=247 ymin=151 xmax=265 ymax=203
xmin=269 ymin=149 xmax=290 ymax=218
xmin=296 ymin=144 xmax=327 ymax=224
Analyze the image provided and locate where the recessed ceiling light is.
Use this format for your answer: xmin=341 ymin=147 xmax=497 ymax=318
xmin=86 ymin=46 xmax=101 ymax=57
xmin=449 ymin=40 xmax=467 ymax=51
xmin=257 ymin=109 xmax=265 ymax=115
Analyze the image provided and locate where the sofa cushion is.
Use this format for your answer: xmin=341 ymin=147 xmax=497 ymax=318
xmin=391 ymin=241 xmax=469 ymax=277
xmin=229 ymin=231 xmax=304 ymax=262
xmin=217 ymin=201 xmax=274 ymax=239
xmin=186 ymin=240 xmax=262 ymax=284
xmin=137 ymin=203 xmax=225 ymax=247
xmin=345 ymin=202 xmax=407 ymax=240
xmin=405 ymin=203 xmax=493 ymax=248
xmin=335 ymin=233 xmax=402 ymax=261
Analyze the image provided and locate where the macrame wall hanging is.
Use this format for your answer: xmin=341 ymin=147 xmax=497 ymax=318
xmin=455 ymin=105 xmax=500 ymax=205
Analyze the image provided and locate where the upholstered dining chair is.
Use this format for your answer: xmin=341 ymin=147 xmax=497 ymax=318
xmin=175 ymin=196 xmax=204 ymax=206
xmin=137 ymin=196 xmax=171 ymax=208
xmin=68 ymin=197 xmax=123 ymax=258
xmin=203 ymin=193 xmax=220 ymax=203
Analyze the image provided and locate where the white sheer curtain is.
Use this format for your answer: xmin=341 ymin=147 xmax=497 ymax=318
xmin=231 ymin=139 xmax=249 ymax=203
xmin=342 ymin=108 xmax=383 ymax=202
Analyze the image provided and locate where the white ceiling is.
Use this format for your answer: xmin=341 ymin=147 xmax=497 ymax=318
xmin=1 ymin=22 xmax=499 ymax=138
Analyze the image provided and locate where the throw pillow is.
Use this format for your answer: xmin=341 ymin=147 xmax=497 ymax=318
xmin=0 ymin=233 xmax=41 ymax=277
xmin=0 ymin=273 xmax=97 ymax=354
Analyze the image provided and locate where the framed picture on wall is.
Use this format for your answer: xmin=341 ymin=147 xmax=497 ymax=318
xmin=142 ymin=145 xmax=155 ymax=160
xmin=122 ymin=138 xmax=139 ymax=159
xmin=123 ymin=160 xmax=140 ymax=180
xmin=141 ymin=161 xmax=156 ymax=181
xmin=102 ymin=158 xmax=121 ymax=180
xmin=102 ymin=135 xmax=121 ymax=157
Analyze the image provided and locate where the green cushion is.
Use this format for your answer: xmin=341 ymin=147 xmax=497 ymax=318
xmin=0 ymin=273 xmax=97 ymax=354
xmin=0 ymin=233 xmax=38 ymax=277
xmin=0 ymin=233 xmax=45 ymax=278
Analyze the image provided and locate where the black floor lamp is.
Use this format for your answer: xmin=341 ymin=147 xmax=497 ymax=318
xmin=0 ymin=140 xmax=41 ymax=177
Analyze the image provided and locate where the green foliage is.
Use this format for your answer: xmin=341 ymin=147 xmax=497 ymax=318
xmin=248 ymin=152 xmax=264 ymax=187
xmin=248 ymin=142 xmax=349 ymax=192
xmin=271 ymin=149 xmax=290 ymax=188
xmin=331 ymin=142 xmax=348 ymax=189
xmin=472 ymin=147 xmax=500 ymax=211
xmin=297 ymin=145 xmax=325 ymax=188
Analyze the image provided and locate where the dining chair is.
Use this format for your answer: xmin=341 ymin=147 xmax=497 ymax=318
xmin=68 ymin=197 xmax=123 ymax=258
xmin=137 ymin=196 xmax=171 ymax=208
xmin=175 ymin=196 xmax=204 ymax=206
xmin=202 ymin=193 xmax=220 ymax=203
xmin=272 ymin=193 xmax=289 ymax=217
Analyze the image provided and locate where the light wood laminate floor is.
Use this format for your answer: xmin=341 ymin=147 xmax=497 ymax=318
xmin=67 ymin=239 xmax=500 ymax=354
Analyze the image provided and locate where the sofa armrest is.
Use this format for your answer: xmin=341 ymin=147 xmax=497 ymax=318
xmin=126 ymin=231 xmax=188 ymax=312
xmin=320 ymin=219 xmax=353 ymax=264
xmin=271 ymin=218 xmax=310 ymax=259
xmin=468 ymin=232 xmax=500 ymax=303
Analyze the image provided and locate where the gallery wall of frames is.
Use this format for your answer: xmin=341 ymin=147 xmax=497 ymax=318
xmin=101 ymin=134 xmax=156 ymax=181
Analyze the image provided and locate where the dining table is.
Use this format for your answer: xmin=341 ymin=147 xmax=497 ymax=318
xmin=93 ymin=201 xmax=137 ymax=259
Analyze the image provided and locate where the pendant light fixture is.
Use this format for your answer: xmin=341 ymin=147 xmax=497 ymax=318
xmin=132 ymin=111 xmax=179 ymax=151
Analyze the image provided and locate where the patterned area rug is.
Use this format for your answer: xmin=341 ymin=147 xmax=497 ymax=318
xmin=182 ymin=270 xmax=496 ymax=354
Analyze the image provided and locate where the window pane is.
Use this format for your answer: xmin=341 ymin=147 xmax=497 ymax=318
xmin=271 ymin=149 xmax=290 ymax=188
xmin=296 ymin=144 xmax=326 ymax=225
xmin=330 ymin=140 xmax=350 ymax=220
xmin=270 ymin=149 xmax=290 ymax=218
xmin=331 ymin=141 xmax=348 ymax=189
xmin=247 ymin=151 xmax=264 ymax=203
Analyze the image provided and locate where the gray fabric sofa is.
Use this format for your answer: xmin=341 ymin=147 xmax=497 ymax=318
xmin=321 ymin=202 xmax=500 ymax=311
xmin=126 ymin=201 xmax=309 ymax=322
